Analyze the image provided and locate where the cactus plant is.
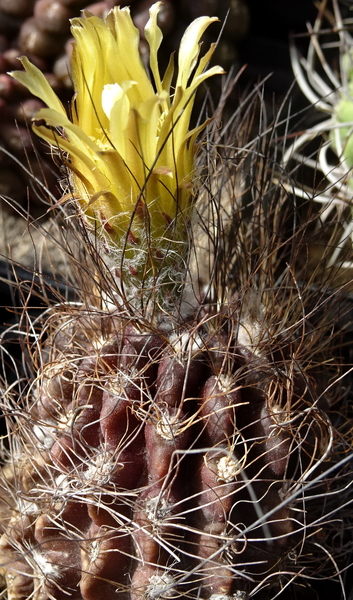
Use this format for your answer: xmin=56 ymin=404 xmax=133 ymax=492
xmin=0 ymin=3 xmax=353 ymax=600
xmin=284 ymin=0 xmax=353 ymax=269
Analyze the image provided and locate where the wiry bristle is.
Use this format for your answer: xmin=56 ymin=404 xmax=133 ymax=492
xmin=0 ymin=50 xmax=353 ymax=600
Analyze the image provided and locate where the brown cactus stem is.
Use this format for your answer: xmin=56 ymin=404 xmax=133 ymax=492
xmin=200 ymin=375 xmax=241 ymax=444
xmin=100 ymin=388 xmax=143 ymax=454
xmin=130 ymin=400 xmax=192 ymax=597
xmin=97 ymin=340 xmax=122 ymax=372
xmin=120 ymin=329 xmax=167 ymax=402
xmin=0 ymin=515 xmax=36 ymax=600
xmin=206 ymin=330 xmax=237 ymax=376
xmin=50 ymin=381 xmax=102 ymax=472
xmin=109 ymin=444 xmax=147 ymax=488
xmin=43 ymin=367 xmax=74 ymax=404
xmin=60 ymin=501 xmax=91 ymax=533
xmin=123 ymin=327 xmax=166 ymax=359
xmin=232 ymin=376 xmax=297 ymax=563
xmin=72 ymin=385 xmax=103 ymax=448
xmin=120 ymin=340 xmax=157 ymax=403
xmin=260 ymin=402 xmax=291 ymax=478
xmin=76 ymin=355 xmax=105 ymax=379
xmin=32 ymin=363 xmax=76 ymax=426
xmin=34 ymin=513 xmax=82 ymax=600
xmin=131 ymin=485 xmax=181 ymax=600
xmin=199 ymin=451 xmax=240 ymax=523
xmin=50 ymin=432 xmax=82 ymax=472
xmin=36 ymin=388 xmax=67 ymax=427
xmin=130 ymin=567 xmax=178 ymax=600
xmin=0 ymin=558 xmax=34 ymax=600
xmin=144 ymin=412 xmax=192 ymax=484
xmin=87 ymin=496 xmax=130 ymax=530
xmin=196 ymin=455 xmax=240 ymax=598
xmin=198 ymin=531 xmax=234 ymax=599
xmin=193 ymin=377 xmax=243 ymax=598
xmin=198 ymin=375 xmax=243 ymax=523
xmin=228 ymin=481 xmax=294 ymax=577
xmin=255 ymin=482 xmax=295 ymax=547
xmin=80 ymin=523 xmax=131 ymax=600
xmin=132 ymin=487 xmax=174 ymax=566
xmin=155 ymin=351 xmax=207 ymax=410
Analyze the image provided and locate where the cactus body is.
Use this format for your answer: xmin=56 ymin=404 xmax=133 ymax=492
xmin=0 ymin=294 xmax=342 ymax=600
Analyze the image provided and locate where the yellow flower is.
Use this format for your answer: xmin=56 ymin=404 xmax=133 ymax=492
xmin=10 ymin=2 xmax=223 ymax=290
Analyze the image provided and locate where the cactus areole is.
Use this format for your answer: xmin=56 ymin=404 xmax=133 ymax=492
xmin=10 ymin=2 xmax=223 ymax=303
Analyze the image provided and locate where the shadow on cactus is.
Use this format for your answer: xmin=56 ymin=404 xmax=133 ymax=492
xmin=0 ymin=2 xmax=353 ymax=600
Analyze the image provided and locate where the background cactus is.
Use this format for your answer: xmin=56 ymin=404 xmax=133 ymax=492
xmin=285 ymin=0 xmax=353 ymax=271
xmin=0 ymin=2 xmax=353 ymax=600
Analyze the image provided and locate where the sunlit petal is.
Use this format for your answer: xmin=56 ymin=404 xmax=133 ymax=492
xmin=176 ymin=16 xmax=219 ymax=89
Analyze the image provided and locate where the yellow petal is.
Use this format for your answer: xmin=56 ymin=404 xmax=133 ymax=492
xmin=161 ymin=52 xmax=175 ymax=106
xmin=33 ymin=107 xmax=101 ymax=155
xmin=145 ymin=2 xmax=164 ymax=97
xmin=176 ymin=16 xmax=219 ymax=89
xmin=107 ymin=6 xmax=155 ymax=105
xmin=70 ymin=16 xmax=114 ymax=137
xmin=102 ymin=81 xmax=134 ymax=119
xmin=9 ymin=2 xmax=224 ymax=289
xmin=10 ymin=57 xmax=66 ymax=116
xmin=172 ymin=65 xmax=225 ymax=149
xmin=108 ymin=86 xmax=132 ymax=156
xmin=32 ymin=121 xmax=110 ymax=199
xmin=191 ymin=65 xmax=225 ymax=90
xmin=136 ymin=95 xmax=161 ymax=168
xmin=192 ymin=42 xmax=224 ymax=81
xmin=98 ymin=150 xmax=135 ymax=215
